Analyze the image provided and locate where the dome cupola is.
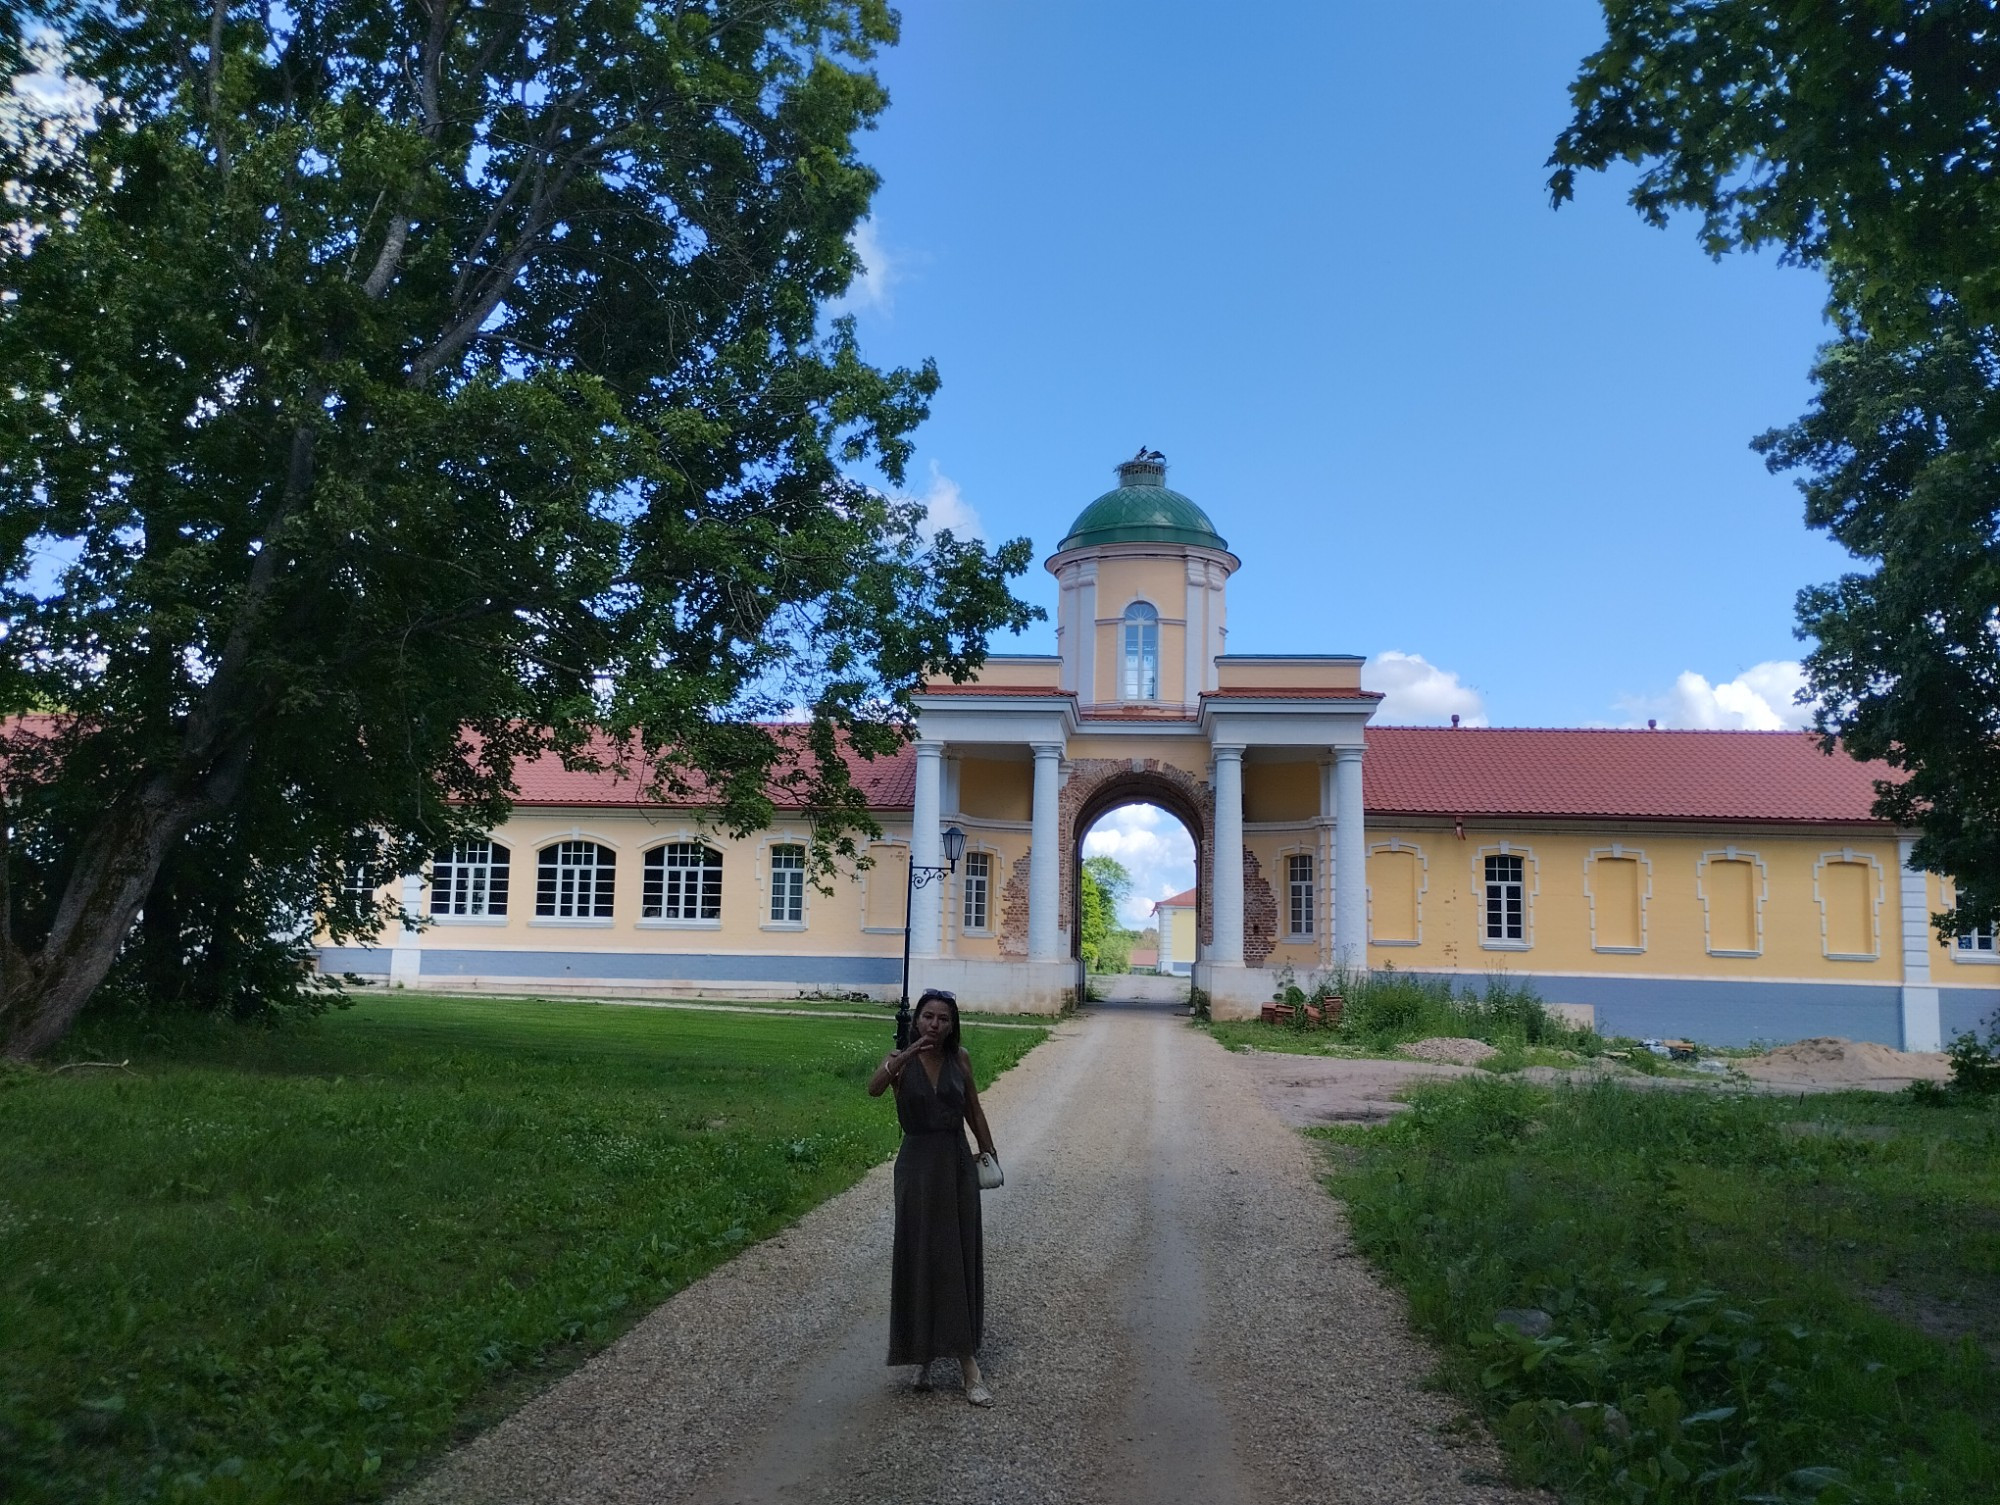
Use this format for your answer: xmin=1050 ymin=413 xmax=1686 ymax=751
xmin=1054 ymin=450 xmax=1231 ymax=555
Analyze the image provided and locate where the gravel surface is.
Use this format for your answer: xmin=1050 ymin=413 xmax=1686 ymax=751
xmin=399 ymin=1002 xmax=1541 ymax=1505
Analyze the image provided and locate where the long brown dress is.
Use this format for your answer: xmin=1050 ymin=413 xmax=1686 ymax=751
xmin=886 ymin=1051 xmax=984 ymax=1366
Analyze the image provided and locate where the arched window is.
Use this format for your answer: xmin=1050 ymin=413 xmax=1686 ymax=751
xmin=644 ymin=842 xmax=723 ymax=921
xmin=1121 ymin=601 xmax=1160 ymax=700
xmin=537 ymin=840 xmax=615 ymax=919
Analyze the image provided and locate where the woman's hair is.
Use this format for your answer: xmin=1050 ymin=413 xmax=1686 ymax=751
xmin=915 ymin=988 xmax=962 ymax=1057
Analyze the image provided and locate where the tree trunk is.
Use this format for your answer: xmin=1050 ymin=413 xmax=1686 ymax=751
xmin=0 ymin=779 xmax=219 ymax=1060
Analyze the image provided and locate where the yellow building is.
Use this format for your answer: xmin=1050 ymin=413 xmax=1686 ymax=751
xmin=321 ymin=453 xmax=1997 ymax=1048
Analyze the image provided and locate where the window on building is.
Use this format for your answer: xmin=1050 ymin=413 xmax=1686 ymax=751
xmin=537 ymin=840 xmax=616 ymax=919
xmin=1591 ymin=855 xmax=1643 ymax=951
xmin=1957 ymin=922 xmax=1996 ymax=954
xmin=432 ymin=840 xmax=509 ymax=917
xmin=1703 ymin=856 xmax=1760 ymax=955
xmin=1121 ymin=601 xmax=1160 ymax=700
xmin=643 ymin=842 xmax=722 ymax=921
xmin=1286 ymin=854 xmax=1314 ymax=937
xmin=768 ymin=844 xmax=805 ymax=925
xmin=1819 ymin=858 xmax=1875 ymax=958
xmin=342 ymin=860 xmax=377 ymax=902
xmin=1368 ymin=846 xmax=1420 ymax=944
xmin=962 ymin=851 xmax=991 ymax=932
xmin=1483 ymin=854 xmax=1525 ymax=943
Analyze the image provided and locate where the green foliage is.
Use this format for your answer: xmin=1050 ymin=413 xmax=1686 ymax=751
xmin=1215 ymin=969 xmax=1601 ymax=1057
xmin=0 ymin=992 xmax=1046 ymax=1502
xmin=1078 ymin=856 xmax=1134 ymax=973
xmin=1945 ymin=1025 xmax=2000 ymax=1096
xmin=1324 ymin=1077 xmax=2000 ymax=1502
xmin=1552 ymin=5 xmax=2000 ymax=938
xmin=0 ymin=2 xmax=1040 ymax=1055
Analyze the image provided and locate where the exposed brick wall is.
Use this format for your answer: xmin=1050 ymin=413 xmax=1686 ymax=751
xmin=998 ymin=848 xmax=1031 ymax=957
xmin=1243 ymin=848 xmax=1277 ymax=968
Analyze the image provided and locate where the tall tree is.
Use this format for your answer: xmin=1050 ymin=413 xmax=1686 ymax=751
xmin=1553 ymin=2 xmax=2000 ymax=934
xmin=1078 ymin=854 xmax=1131 ymax=973
xmin=0 ymin=1 xmax=1037 ymax=1059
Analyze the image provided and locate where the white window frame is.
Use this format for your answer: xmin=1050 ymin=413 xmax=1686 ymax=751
xmin=1584 ymin=844 xmax=1651 ymax=955
xmin=1474 ymin=843 xmax=1536 ymax=950
xmin=535 ymin=840 xmax=616 ymax=924
xmin=961 ymin=850 xmax=994 ymax=936
xmin=642 ymin=842 xmax=723 ymax=925
xmin=1813 ymin=848 xmax=1884 ymax=962
xmin=1121 ymin=601 xmax=1160 ymax=701
xmin=1285 ymin=852 xmax=1315 ymax=940
xmin=431 ymin=839 xmax=510 ymax=921
xmin=766 ymin=842 xmax=806 ymax=929
xmin=1696 ymin=846 xmax=1768 ymax=958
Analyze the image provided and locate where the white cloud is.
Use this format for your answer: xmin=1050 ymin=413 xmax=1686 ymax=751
xmin=1082 ymin=803 xmax=1197 ymax=930
xmin=906 ymin=461 xmax=984 ymax=542
xmin=1363 ymin=650 xmax=1487 ymax=726
xmin=1619 ymin=660 xmax=1811 ymax=730
xmin=831 ymin=219 xmax=897 ymax=314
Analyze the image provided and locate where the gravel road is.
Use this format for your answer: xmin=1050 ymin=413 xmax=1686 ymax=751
xmin=400 ymin=1001 xmax=1540 ymax=1505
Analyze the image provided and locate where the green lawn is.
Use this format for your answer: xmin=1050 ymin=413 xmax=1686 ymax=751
xmin=1 ymin=994 xmax=1045 ymax=1505
xmin=1320 ymin=1078 xmax=2000 ymax=1503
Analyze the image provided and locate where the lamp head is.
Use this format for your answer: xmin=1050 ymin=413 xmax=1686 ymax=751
xmin=941 ymin=825 xmax=967 ymax=868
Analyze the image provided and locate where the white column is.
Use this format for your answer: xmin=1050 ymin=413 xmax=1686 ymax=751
xmin=1057 ymin=564 xmax=1078 ymax=693
xmin=1334 ymin=746 xmax=1367 ymax=971
xmin=911 ymin=741 xmax=943 ymax=958
xmin=1028 ymin=742 xmax=1063 ymax=961
xmin=1319 ymin=759 xmax=1337 ymax=968
xmin=1206 ymin=563 xmax=1228 ymax=691
xmin=1076 ymin=561 xmax=1098 ymax=705
xmin=1210 ymin=745 xmax=1245 ymax=966
xmin=390 ymin=871 xmax=423 ymax=983
xmin=1183 ymin=558 xmax=1206 ymax=708
xmin=1899 ymin=836 xmax=1942 ymax=1051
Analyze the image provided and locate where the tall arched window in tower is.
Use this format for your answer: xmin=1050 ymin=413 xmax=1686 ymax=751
xmin=1121 ymin=601 xmax=1160 ymax=700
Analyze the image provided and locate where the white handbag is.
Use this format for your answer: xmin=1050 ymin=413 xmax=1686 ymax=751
xmin=975 ymin=1152 xmax=1004 ymax=1190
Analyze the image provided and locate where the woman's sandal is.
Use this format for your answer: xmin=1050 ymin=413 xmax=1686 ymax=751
xmin=911 ymin=1363 xmax=933 ymax=1392
xmin=965 ymin=1382 xmax=994 ymax=1407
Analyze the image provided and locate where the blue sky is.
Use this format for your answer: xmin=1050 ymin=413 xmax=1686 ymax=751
xmin=833 ymin=2 xmax=1851 ymax=921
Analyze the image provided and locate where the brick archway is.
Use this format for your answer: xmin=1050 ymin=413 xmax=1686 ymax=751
xmin=1063 ymin=757 xmax=1213 ymax=960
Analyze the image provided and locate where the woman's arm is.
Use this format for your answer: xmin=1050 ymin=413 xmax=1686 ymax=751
xmin=959 ymin=1048 xmax=997 ymax=1157
xmin=867 ymin=1040 xmax=925 ymax=1097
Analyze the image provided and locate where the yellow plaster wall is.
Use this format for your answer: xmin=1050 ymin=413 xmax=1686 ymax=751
xmin=1244 ymin=761 xmax=1319 ymax=823
xmin=1359 ymin=825 xmax=1904 ymax=981
xmin=1065 ymin=733 xmax=1210 ymax=776
xmin=1092 ymin=555 xmax=1194 ymax=703
xmin=958 ymin=757 xmax=1032 ymax=821
xmin=1215 ymin=657 xmax=1363 ymax=691
xmin=1158 ymin=904 xmax=1197 ymax=967
xmin=953 ymin=657 xmax=1061 ymax=689
xmin=1926 ymin=873 xmax=2000 ymax=989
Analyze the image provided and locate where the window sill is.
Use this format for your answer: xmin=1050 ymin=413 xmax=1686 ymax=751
xmin=637 ymin=918 xmax=722 ymax=931
xmin=429 ymin=914 xmax=509 ymax=926
xmin=1370 ymin=938 xmax=1420 ymax=948
xmin=1826 ymin=952 xmax=1879 ymax=963
xmin=530 ymin=917 xmax=614 ymax=928
xmin=1950 ymin=950 xmax=2000 ymax=964
xmin=1592 ymin=944 xmax=1645 ymax=955
xmin=1480 ymin=940 xmax=1532 ymax=952
xmin=861 ymin=925 xmax=905 ymax=936
xmin=1707 ymin=949 xmax=1761 ymax=959
xmin=961 ymin=928 xmax=993 ymax=940
xmin=761 ymin=922 xmax=808 ymax=933
xmin=1281 ymin=933 xmax=1315 ymax=945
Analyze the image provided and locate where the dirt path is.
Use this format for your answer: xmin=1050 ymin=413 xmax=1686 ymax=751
xmin=400 ymin=1002 xmax=1537 ymax=1505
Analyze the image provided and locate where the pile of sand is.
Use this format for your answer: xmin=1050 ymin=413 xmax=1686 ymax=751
xmin=1739 ymin=1036 xmax=1949 ymax=1090
xmin=1399 ymin=1036 xmax=1498 ymax=1066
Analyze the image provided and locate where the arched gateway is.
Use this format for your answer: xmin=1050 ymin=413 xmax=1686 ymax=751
xmin=908 ymin=453 xmax=1375 ymax=1016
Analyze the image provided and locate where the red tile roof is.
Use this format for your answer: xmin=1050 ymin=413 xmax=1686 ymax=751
xmin=507 ymin=729 xmax=916 ymax=810
xmin=1153 ymin=886 xmax=1199 ymax=910
xmin=499 ymin=725 xmax=1895 ymax=825
xmin=1362 ymin=727 xmax=1894 ymax=825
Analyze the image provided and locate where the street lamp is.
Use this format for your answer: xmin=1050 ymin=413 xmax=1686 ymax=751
xmin=897 ymin=824 xmax=967 ymax=1048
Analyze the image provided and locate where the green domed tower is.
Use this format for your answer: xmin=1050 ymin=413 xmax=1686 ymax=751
xmin=1046 ymin=452 xmax=1239 ymax=711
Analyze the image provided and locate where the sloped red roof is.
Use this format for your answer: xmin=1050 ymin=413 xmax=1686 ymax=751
xmin=507 ymin=729 xmax=915 ymax=810
xmin=1362 ymin=727 xmax=1893 ymax=825
xmin=1153 ymin=886 xmax=1199 ymax=911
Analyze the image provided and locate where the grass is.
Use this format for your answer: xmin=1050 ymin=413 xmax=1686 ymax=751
xmin=1204 ymin=968 xmax=1613 ymax=1068
xmin=1 ymin=992 xmax=1045 ymax=1505
xmin=1317 ymin=1077 xmax=2000 ymax=1503
xmin=343 ymin=986 xmax=1050 ymax=1028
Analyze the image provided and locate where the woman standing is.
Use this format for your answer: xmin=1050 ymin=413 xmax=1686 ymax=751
xmin=866 ymin=988 xmax=999 ymax=1405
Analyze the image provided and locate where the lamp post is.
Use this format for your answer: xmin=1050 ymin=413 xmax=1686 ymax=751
xmin=898 ymin=823 xmax=966 ymax=1048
